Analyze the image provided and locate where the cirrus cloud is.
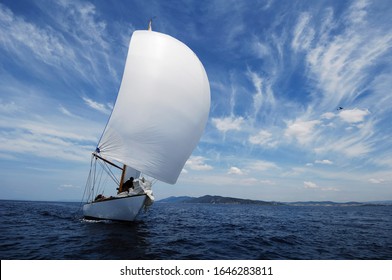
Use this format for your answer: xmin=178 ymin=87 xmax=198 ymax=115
xmin=212 ymin=116 xmax=244 ymax=133
xmin=338 ymin=108 xmax=370 ymax=123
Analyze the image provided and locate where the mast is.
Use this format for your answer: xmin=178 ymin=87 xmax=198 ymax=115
xmin=148 ymin=17 xmax=156 ymax=31
xmin=118 ymin=165 xmax=127 ymax=193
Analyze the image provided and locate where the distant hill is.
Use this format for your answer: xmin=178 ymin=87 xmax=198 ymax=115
xmin=287 ymin=201 xmax=364 ymax=206
xmin=367 ymin=200 xmax=392 ymax=205
xmin=157 ymin=196 xmax=392 ymax=206
xmin=157 ymin=196 xmax=194 ymax=203
xmin=158 ymin=195 xmax=282 ymax=206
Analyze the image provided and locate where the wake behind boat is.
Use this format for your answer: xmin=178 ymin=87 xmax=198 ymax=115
xmin=82 ymin=22 xmax=210 ymax=222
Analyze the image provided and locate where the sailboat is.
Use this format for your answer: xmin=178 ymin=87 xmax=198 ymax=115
xmin=82 ymin=22 xmax=210 ymax=222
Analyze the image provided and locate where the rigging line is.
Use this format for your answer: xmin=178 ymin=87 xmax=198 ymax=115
xmin=91 ymin=155 xmax=98 ymax=201
xmin=86 ymin=159 xmax=94 ymax=201
xmin=93 ymin=160 xmax=119 ymax=198
xmin=105 ymin=162 xmax=120 ymax=186
xmin=86 ymin=154 xmax=95 ymax=200
xmin=96 ymin=161 xmax=105 ymax=195
xmin=98 ymin=163 xmax=112 ymax=196
xmin=77 ymin=154 xmax=95 ymax=214
xmin=91 ymin=153 xmax=122 ymax=195
xmin=98 ymin=159 xmax=120 ymax=186
xmin=98 ymin=160 xmax=115 ymax=195
xmin=105 ymin=160 xmax=120 ymax=185
xmin=94 ymin=105 xmax=117 ymax=150
xmin=100 ymin=172 xmax=111 ymax=196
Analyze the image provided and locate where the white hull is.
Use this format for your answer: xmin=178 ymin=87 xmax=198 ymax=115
xmin=83 ymin=195 xmax=147 ymax=222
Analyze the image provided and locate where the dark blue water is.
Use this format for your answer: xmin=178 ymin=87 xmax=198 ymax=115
xmin=1 ymin=200 xmax=391 ymax=259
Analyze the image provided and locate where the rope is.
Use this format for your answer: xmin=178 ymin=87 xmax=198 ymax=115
xmin=76 ymin=154 xmax=95 ymax=217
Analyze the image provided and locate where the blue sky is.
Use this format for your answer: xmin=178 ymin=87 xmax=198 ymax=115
xmin=0 ymin=0 xmax=391 ymax=202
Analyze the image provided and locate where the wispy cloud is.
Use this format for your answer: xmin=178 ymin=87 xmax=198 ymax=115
xmin=0 ymin=106 xmax=99 ymax=162
xmin=83 ymin=97 xmax=112 ymax=115
xmin=0 ymin=3 xmax=76 ymax=67
xmin=321 ymin=112 xmax=336 ymax=120
xmin=315 ymin=117 xmax=375 ymax=158
xmin=0 ymin=128 xmax=92 ymax=162
xmin=249 ymin=130 xmax=278 ymax=148
xmin=285 ymin=119 xmax=321 ymax=145
xmin=304 ymin=181 xmax=339 ymax=192
xmin=227 ymin=166 xmax=245 ymax=175
xmin=248 ymin=160 xmax=279 ymax=172
xmin=0 ymin=1 xmax=125 ymax=96
xmin=292 ymin=12 xmax=314 ymax=52
xmin=315 ymin=159 xmax=333 ymax=165
xmin=185 ymin=156 xmax=213 ymax=171
xmin=368 ymin=178 xmax=385 ymax=184
xmin=212 ymin=116 xmax=244 ymax=133
xmin=53 ymin=0 xmax=109 ymax=49
xmin=58 ymin=184 xmax=81 ymax=190
xmin=303 ymin=0 xmax=392 ymax=111
xmin=247 ymin=70 xmax=276 ymax=121
xmin=0 ymin=0 xmax=122 ymax=167
xmin=0 ymin=99 xmax=19 ymax=113
xmin=304 ymin=181 xmax=318 ymax=189
xmin=339 ymin=108 xmax=370 ymax=124
xmin=59 ymin=105 xmax=78 ymax=118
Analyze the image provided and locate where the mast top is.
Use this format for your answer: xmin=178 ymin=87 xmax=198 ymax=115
xmin=148 ymin=17 xmax=156 ymax=31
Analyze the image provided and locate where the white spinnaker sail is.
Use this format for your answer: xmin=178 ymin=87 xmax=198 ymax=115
xmin=97 ymin=31 xmax=210 ymax=184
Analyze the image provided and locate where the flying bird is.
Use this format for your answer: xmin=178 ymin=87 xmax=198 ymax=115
xmin=337 ymin=107 xmax=343 ymax=110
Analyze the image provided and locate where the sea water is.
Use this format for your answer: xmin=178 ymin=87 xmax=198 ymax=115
xmin=0 ymin=200 xmax=391 ymax=259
